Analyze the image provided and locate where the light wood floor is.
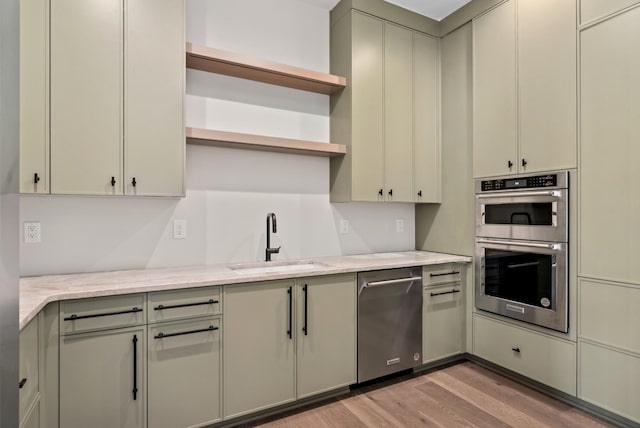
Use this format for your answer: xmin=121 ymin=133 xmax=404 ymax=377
xmin=246 ymin=362 xmax=616 ymax=427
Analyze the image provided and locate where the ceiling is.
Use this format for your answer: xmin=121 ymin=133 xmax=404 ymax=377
xmin=298 ymin=0 xmax=472 ymax=21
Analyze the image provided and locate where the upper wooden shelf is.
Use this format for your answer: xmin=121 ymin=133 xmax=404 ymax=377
xmin=186 ymin=127 xmax=347 ymax=158
xmin=186 ymin=43 xmax=347 ymax=95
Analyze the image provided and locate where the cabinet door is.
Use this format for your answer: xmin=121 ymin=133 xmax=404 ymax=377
xmin=384 ymin=22 xmax=414 ymax=202
xmin=20 ymin=401 xmax=39 ymax=428
xmin=413 ymin=32 xmax=440 ymax=203
xmin=125 ymin=0 xmax=184 ymax=196
xmin=19 ymin=318 xmax=39 ymax=424
xmin=50 ymin=0 xmax=123 ymax=195
xmin=518 ymin=0 xmax=576 ymax=173
xmin=20 ymin=0 xmax=49 ymax=194
xmin=148 ymin=317 xmax=221 ymax=428
xmin=351 ymin=11 xmax=384 ymax=201
xmin=473 ymin=0 xmax=517 ymax=178
xmin=580 ymin=6 xmax=640 ymax=284
xmin=223 ymin=281 xmax=295 ymax=419
xmin=60 ymin=326 xmax=145 ymax=428
xmin=423 ymin=284 xmax=464 ymax=363
xmin=297 ymin=274 xmax=356 ymax=399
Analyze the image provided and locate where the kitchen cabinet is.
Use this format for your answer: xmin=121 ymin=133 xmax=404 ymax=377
xmin=580 ymin=0 xmax=640 ymax=24
xmin=46 ymin=0 xmax=184 ymax=196
xmin=19 ymin=0 xmax=48 ymax=194
xmin=19 ymin=317 xmax=39 ymax=427
xmin=473 ymin=314 xmax=576 ymax=395
xmin=422 ymin=265 xmax=464 ymax=364
xmin=296 ymin=274 xmax=356 ymax=399
xmin=473 ymin=0 xmax=576 ymax=178
xmin=330 ymin=10 xmax=440 ymax=202
xmin=580 ymin=4 xmax=640 ymax=284
xmin=21 ymin=403 xmax=40 ymax=428
xmin=223 ymin=280 xmax=296 ymax=419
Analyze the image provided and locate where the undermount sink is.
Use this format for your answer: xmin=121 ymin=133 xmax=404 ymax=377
xmin=228 ymin=260 xmax=327 ymax=275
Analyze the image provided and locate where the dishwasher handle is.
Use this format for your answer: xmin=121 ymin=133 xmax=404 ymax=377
xmin=364 ymin=276 xmax=423 ymax=288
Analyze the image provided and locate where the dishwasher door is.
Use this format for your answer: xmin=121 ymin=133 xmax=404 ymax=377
xmin=357 ymin=267 xmax=423 ymax=383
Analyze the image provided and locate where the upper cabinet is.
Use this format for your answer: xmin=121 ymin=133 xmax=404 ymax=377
xmin=330 ymin=9 xmax=440 ymax=203
xmin=23 ymin=0 xmax=185 ymax=196
xmin=473 ymin=0 xmax=577 ymax=178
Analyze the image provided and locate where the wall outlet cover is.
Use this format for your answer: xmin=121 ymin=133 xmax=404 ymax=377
xmin=24 ymin=222 xmax=41 ymax=243
xmin=339 ymin=219 xmax=350 ymax=234
xmin=173 ymin=219 xmax=187 ymax=239
xmin=396 ymin=219 xmax=404 ymax=233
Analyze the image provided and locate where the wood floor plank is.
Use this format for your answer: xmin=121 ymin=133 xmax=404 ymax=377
xmin=341 ymin=394 xmax=406 ymax=427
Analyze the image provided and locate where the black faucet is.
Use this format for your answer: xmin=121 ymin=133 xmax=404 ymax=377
xmin=265 ymin=213 xmax=280 ymax=262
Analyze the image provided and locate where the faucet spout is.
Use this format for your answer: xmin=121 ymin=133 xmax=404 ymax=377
xmin=265 ymin=213 xmax=280 ymax=262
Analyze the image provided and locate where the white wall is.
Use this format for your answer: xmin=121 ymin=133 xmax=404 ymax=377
xmin=20 ymin=0 xmax=415 ymax=277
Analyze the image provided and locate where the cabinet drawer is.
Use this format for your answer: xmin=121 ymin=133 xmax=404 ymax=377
xmin=423 ymin=264 xmax=462 ymax=286
xmin=423 ymin=284 xmax=464 ymax=363
xmin=580 ymin=0 xmax=640 ymax=24
xmin=19 ymin=317 xmax=39 ymax=424
xmin=579 ymin=341 xmax=640 ymax=423
xmin=60 ymin=294 xmax=145 ymax=335
xmin=148 ymin=286 xmax=221 ymax=323
xmin=473 ymin=315 xmax=576 ymax=395
xmin=580 ymin=279 xmax=640 ymax=353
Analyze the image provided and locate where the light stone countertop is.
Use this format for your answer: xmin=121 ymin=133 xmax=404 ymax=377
xmin=19 ymin=250 xmax=472 ymax=330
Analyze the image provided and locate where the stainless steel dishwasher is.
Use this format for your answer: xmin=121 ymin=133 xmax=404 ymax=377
xmin=357 ymin=267 xmax=422 ymax=383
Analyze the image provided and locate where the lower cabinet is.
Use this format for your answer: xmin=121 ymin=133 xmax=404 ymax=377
xmin=148 ymin=317 xmax=222 ymax=428
xmin=19 ymin=316 xmax=39 ymax=428
xmin=422 ymin=283 xmax=464 ymax=363
xmin=473 ymin=314 xmax=576 ymax=395
xmin=21 ymin=401 xmax=40 ymax=428
xmin=59 ymin=326 xmax=146 ymax=428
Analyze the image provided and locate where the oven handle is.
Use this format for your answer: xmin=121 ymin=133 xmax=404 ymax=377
xmin=476 ymin=190 xmax=561 ymax=199
xmin=477 ymin=238 xmax=561 ymax=250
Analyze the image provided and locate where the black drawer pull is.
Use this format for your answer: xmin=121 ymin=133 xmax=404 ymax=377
xmin=64 ymin=307 xmax=143 ymax=321
xmin=19 ymin=378 xmax=27 ymax=389
xmin=154 ymin=325 xmax=218 ymax=340
xmin=430 ymin=271 xmax=460 ymax=278
xmin=512 ymin=347 xmax=521 ymax=353
xmin=430 ymin=289 xmax=461 ymax=297
xmin=154 ymin=299 xmax=218 ymax=311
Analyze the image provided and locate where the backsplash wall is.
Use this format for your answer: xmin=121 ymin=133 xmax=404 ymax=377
xmin=20 ymin=0 xmax=415 ymax=276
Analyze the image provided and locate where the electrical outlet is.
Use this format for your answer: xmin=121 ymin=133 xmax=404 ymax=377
xmin=396 ymin=219 xmax=404 ymax=233
xmin=339 ymin=219 xmax=350 ymax=234
xmin=24 ymin=222 xmax=41 ymax=243
xmin=173 ymin=220 xmax=187 ymax=239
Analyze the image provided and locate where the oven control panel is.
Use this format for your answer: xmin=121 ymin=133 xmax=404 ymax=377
xmin=480 ymin=174 xmax=558 ymax=192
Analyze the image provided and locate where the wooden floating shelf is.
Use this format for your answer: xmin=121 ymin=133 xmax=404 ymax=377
xmin=186 ymin=43 xmax=347 ymax=95
xmin=186 ymin=127 xmax=347 ymax=158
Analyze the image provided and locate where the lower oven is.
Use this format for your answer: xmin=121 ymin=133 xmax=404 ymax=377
xmin=475 ymin=238 xmax=568 ymax=332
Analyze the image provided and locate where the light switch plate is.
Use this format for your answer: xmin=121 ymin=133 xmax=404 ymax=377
xmin=173 ymin=220 xmax=187 ymax=239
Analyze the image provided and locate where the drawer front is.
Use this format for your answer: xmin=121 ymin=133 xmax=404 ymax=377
xmin=19 ymin=317 xmax=39 ymax=423
xmin=423 ymin=264 xmax=462 ymax=287
xmin=580 ymin=0 xmax=640 ymax=24
xmin=423 ymin=284 xmax=464 ymax=363
xmin=473 ymin=315 xmax=576 ymax=395
xmin=580 ymin=279 xmax=640 ymax=353
xmin=60 ymin=294 xmax=146 ymax=335
xmin=579 ymin=341 xmax=640 ymax=423
xmin=148 ymin=286 xmax=221 ymax=323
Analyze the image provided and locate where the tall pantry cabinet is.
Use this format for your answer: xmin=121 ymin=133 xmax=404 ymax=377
xmin=21 ymin=0 xmax=185 ymax=196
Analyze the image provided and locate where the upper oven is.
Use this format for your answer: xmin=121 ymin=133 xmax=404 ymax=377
xmin=475 ymin=171 xmax=568 ymax=242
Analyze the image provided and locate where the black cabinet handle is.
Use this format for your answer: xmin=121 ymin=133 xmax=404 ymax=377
xmin=132 ymin=335 xmax=138 ymax=401
xmin=154 ymin=325 xmax=217 ymax=340
xmin=512 ymin=347 xmax=521 ymax=353
xmin=154 ymin=299 xmax=218 ymax=311
xmin=417 ymin=190 xmax=422 ymax=197
xmin=302 ymin=284 xmax=308 ymax=336
xmin=430 ymin=271 xmax=460 ymax=277
xmin=132 ymin=177 xmax=137 ymax=187
xmin=18 ymin=378 xmax=27 ymax=389
xmin=64 ymin=307 xmax=142 ymax=321
xmin=287 ymin=287 xmax=292 ymax=339
xmin=522 ymin=159 xmax=527 ymax=167
xmin=430 ymin=289 xmax=461 ymax=297
xmin=388 ymin=189 xmax=393 ymax=196
xmin=378 ymin=189 xmax=383 ymax=196
xmin=34 ymin=173 xmax=40 ymax=184
xmin=508 ymin=160 xmax=513 ymax=168
xmin=111 ymin=176 xmax=116 ymax=186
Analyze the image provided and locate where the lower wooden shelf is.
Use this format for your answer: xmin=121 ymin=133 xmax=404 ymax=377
xmin=186 ymin=127 xmax=347 ymax=158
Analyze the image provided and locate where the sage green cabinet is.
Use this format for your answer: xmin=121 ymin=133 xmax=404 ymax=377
xmin=580 ymin=4 xmax=640 ymax=284
xmin=223 ymin=280 xmax=295 ymax=419
xmin=296 ymin=274 xmax=356 ymax=399
xmin=580 ymin=0 xmax=640 ymax=24
xmin=19 ymin=317 xmax=39 ymax=427
xmin=330 ymin=10 xmax=440 ymax=202
xmin=59 ymin=326 xmax=146 ymax=428
xmin=473 ymin=0 xmax=576 ymax=178
xmin=422 ymin=283 xmax=464 ymax=364
xmin=148 ymin=317 xmax=221 ymax=428
xmin=21 ymin=402 xmax=40 ymax=428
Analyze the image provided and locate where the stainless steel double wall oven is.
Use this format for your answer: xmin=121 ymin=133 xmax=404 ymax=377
xmin=475 ymin=171 xmax=569 ymax=332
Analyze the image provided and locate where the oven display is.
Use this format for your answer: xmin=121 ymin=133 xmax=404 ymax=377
xmin=480 ymin=174 xmax=558 ymax=191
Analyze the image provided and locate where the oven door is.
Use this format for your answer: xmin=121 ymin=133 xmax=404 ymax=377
xmin=475 ymin=238 xmax=568 ymax=332
xmin=475 ymin=189 xmax=568 ymax=242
